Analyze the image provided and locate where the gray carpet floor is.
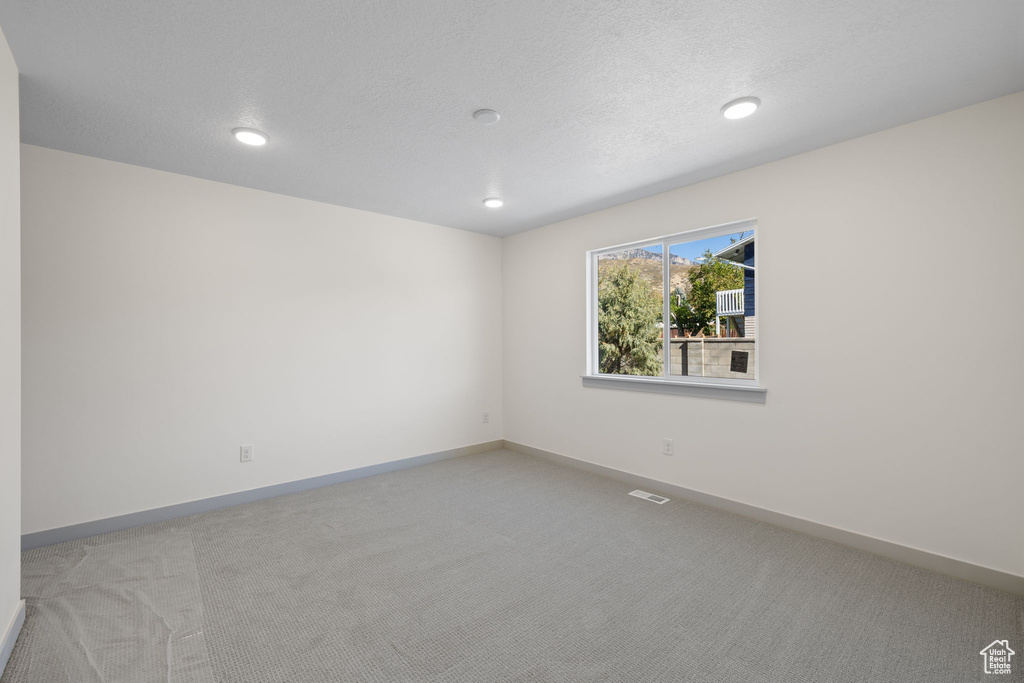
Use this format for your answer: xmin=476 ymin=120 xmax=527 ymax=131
xmin=3 ymin=449 xmax=1021 ymax=682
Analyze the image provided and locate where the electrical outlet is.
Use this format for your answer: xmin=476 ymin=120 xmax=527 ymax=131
xmin=662 ymin=438 xmax=674 ymax=456
xmin=240 ymin=445 xmax=253 ymax=463
xmin=482 ymin=411 xmax=490 ymax=424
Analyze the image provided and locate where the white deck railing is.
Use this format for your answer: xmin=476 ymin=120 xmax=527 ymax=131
xmin=716 ymin=289 xmax=744 ymax=317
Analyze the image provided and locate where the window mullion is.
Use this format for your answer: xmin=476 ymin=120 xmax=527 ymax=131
xmin=662 ymin=241 xmax=670 ymax=378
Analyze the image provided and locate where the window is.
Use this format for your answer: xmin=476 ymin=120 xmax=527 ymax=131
xmin=585 ymin=219 xmax=764 ymax=400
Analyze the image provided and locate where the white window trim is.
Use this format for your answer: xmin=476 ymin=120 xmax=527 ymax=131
xmin=584 ymin=218 xmax=765 ymax=402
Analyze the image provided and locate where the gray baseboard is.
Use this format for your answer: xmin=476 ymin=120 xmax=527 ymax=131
xmin=22 ymin=441 xmax=503 ymax=550
xmin=0 ymin=600 xmax=26 ymax=678
xmin=502 ymin=440 xmax=1024 ymax=596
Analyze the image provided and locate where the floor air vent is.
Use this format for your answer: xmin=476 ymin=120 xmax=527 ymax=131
xmin=629 ymin=490 xmax=669 ymax=504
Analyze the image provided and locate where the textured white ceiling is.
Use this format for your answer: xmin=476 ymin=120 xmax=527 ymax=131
xmin=1 ymin=1 xmax=1022 ymax=236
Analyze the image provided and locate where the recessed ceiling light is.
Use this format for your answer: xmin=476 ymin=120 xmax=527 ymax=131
xmin=473 ymin=109 xmax=501 ymax=124
xmin=721 ymin=97 xmax=760 ymax=120
xmin=232 ymin=127 xmax=269 ymax=146
xmin=483 ymin=197 xmax=503 ymax=208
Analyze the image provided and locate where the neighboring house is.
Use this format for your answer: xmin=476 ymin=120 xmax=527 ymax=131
xmin=713 ymin=234 xmax=755 ymax=337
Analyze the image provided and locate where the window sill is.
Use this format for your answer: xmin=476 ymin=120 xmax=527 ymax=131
xmin=581 ymin=375 xmax=766 ymax=403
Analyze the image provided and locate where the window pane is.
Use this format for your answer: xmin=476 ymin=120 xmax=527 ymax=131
xmin=596 ymin=245 xmax=664 ymax=376
xmin=667 ymin=230 xmax=755 ymax=379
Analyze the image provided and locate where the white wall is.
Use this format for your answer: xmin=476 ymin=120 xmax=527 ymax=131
xmin=21 ymin=145 xmax=503 ymax=534
xmin=503 ymin=92 xmax=1024 ymax=578
xmin=0 ymin=26 xmax=21 ymax=646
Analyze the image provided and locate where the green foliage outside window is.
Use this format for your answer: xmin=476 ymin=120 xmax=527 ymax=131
xmin=597 ymin=263 xmax=662 ymax=376
xmin=671 ymin=250 xmax=743 ymax=336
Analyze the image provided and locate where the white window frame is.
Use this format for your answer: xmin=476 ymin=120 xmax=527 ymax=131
xmin=584 ymin=218 xmax=766 ymax=402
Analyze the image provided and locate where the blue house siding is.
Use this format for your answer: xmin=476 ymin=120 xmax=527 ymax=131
xmin=743 ymin=242 xmax=755 ymax=317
